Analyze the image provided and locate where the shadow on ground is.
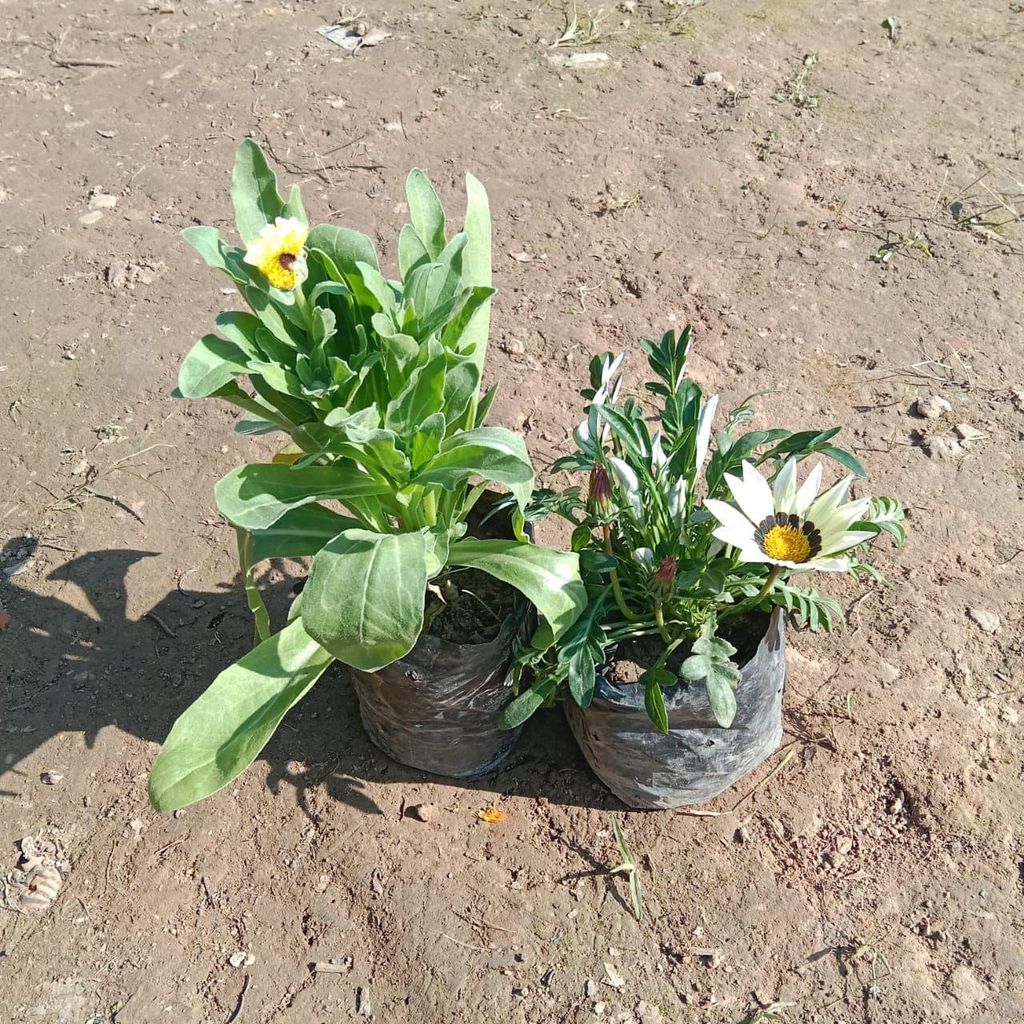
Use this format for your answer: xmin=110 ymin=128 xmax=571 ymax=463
xmin=0 ymin=546 xmax=616 ymax=813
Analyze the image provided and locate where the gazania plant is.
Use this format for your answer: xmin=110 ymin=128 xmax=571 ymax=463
xmin=503 ymin=327 xmax=905 ymax=733
xmin=148 ymin=141 xmax=584 ymax=811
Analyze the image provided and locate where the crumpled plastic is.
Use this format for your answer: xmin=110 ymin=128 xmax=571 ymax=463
xmin=566 ymin=609 xmax=786 ymax=809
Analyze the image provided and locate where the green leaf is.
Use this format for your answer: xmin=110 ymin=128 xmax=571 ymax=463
xmin=385 ymin=343 xmax=447 ymax=436
xmin=449 ymin=538 xmax=585 ymax=642
xmin=499 ymin=677 xmax=557 ymax=729
xmin=177 ymin=334 xmax=250 ymax=398
xmin=441 ymin=356 xmax=481 ymax=426
xmin=148 ymin=618 xmax=334 ymax=812
xmin=644 ymin=679 xmax=670 ymax=734
xmin=410 ymin=412 xmax=446 ymax=470
xmin=398 ymin=223 xmax=432 ymax=278
xmin=558 ymin=589 xmax=609 ymax=707
xmin=231 ymin=139 xmax=287 ymax=246
xmin=181 ymin=226 xmax=250 ymax=285
xmin=246 ymin=503 xmax=359 ymax=562
xmin=308 ymin=223 xmax=380 ymax=274
xmin=460 ymin=172 xmax=492 ymax=375
xmin=692 ymin=635 xmax=736 ymax=661
xmin=302 ymin=529 xmax=428 ymax=671
xmin=215 ymin=463 xmax=389 ymax=530
xmin=704 ymin=663 xmax=739 ymax=728
xmin=415 ymin=427 xmax=535 ymax=511
xmin=819 ymin=445 xmax=867 ymax=478
xmin=406 ymin=169 xmax=447 ymax=257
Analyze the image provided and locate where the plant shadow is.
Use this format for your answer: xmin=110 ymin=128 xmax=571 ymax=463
xmin=0 ymin=547 xmax=619 ymax=812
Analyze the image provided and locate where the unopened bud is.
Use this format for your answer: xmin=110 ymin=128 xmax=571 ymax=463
xmin=588 ymin=464 xmax=612 ymax=514
xmin=654 ymin=556 xmax=677 ymax=595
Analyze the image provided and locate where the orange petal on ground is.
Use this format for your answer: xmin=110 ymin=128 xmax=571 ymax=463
xmin=475 ymin=807 xmax=508 ymax=824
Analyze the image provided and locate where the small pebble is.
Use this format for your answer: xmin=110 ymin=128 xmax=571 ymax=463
xmin=40 ymin=771 xmax=64 ymax=785
xmin=954 ymin=422 xmax=985 ymax=442
xmin=914 ymin=394 xmax=951 ymax=419
xmin=407 ymin=803 xmax=436 ymax=823
xmin=698 ymin=71 xmax=724 ymax=84
xmin=967 ymin=607 xmax=1000 ymax=634
xmin=923 ymin=435 xmax=961 ymax=460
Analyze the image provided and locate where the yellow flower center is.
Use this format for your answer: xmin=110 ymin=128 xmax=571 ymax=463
xmin=762 ymin=524 xmax=812 ymax=563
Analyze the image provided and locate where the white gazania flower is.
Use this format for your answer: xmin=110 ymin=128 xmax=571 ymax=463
xmin=574 ymin=354 xmax=625 ymax=454
xmin=694 ymin=393 xmax=719 ymax=474
xmin=704 ymin=458 xmax=870 ymax=572
xmin=649 ymin=430 xmax=668 ymax=475
xmin=607 ymin=456 xmax=643 ymax=519
xmin=244 ymin=217 xmax=308 ymax=290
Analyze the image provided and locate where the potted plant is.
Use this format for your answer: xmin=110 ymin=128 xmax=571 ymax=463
xmin=503 ymin=328 xmax=905 ymax=809
xmin=148 ymin=142 xmax=585 ymax=812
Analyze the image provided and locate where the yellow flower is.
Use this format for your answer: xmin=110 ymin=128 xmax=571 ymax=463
xmin=243 ymin=217 xmax=308 ymax=290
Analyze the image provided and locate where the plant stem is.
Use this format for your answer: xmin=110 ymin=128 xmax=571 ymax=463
xmin=603 ymin=524 xmax=638 ymax=623
xmin=653 ymin=601 xmax=672 ymax=645
xmin=293 ymin=282 xmax=314 ymax=334
xmin=720 ymin=565 xmax=781 ymax=620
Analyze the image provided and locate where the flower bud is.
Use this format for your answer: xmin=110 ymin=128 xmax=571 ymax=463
xmin=588 ymin=464 xmax=612 ymax=514
xmin=654 ymin=556 xmax=677 ymax=595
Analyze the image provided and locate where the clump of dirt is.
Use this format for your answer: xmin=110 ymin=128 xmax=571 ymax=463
xmin=605 ymin=611 xmax=771 ymax=685
xmin=425 ymin=567 xmax=518 ymax=645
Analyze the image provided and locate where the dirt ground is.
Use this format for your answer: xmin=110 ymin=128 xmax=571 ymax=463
xmin=2 ymin=1 xmax=1023 ymax=1021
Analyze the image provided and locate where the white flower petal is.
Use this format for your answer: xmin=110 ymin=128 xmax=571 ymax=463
xmin=773 ymin=457 xmax=799 ymax=514
xmin=724 ymin=462 xmax=774 ymax=525
xmin=819 ymin=529 xmax=869 ymax=556
xmin=668 ymin=478 xmax=686 ymax=518
xmin=633 ymin=547 xmax=654 ymax=565
xmin=807 ymin=476 xmax=853 ymax=524
xmin=793 ymin=462 xmax=823 ymax=515
xmin=694 ymin=394 xmax=719 ymax=473
xmin=650 ymin=431 xmax=668 ymax=474
xmin=705 ymin=498 xmax=755 ymax=537
xmin=607 ymin=456 xmax=643 ymax=518
xmin=805 ymin=555 xmax=853 ymax=573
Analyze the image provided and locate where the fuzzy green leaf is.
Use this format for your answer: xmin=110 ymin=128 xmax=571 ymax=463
xmin=149 ymin=618 xmax=333 ymax=812
xmin=302 ymin=528 xmax=428 ymax=671
xmin=215 ymin=463 xmax=389 ymax=530
xmin=449 ymin=538 xmax=585 ymax=642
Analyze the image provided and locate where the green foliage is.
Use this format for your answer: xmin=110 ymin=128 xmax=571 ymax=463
xmin=148 ymin=618 xmax=334 ymax=812
xmin=680 ymin=636 xmax=741 ymax=728
xmin=506 ymin=327 xmax=903 ymax=733
xmin=151 ymin=142 xmax=584 ymax=811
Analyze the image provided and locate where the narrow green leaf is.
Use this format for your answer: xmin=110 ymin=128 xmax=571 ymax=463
xmin=148 ymin=618 xmax=334 ymax=811
xmin=460 ymin=172 xmax=492 ymax=376
xmin=644 ymin=680 xmax=670 ymax=735
xmin=819 ymin=445 xmax=867 ymax=478
xmin=215 ymin=463 xmax=389 ymax=530
xmin=499 ymin=677 xmax=556 ymax=729
xmin=302 ymin=529 xmax=428 ymax=671
xmin=449 ymin=538 xmax=585 ymax=641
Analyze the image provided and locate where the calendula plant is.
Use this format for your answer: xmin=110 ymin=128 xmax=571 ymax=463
xmin=502 ymin=327 xmax=904 ymax=732
xmin=149 ymin=141 xmax=585 ymax=811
